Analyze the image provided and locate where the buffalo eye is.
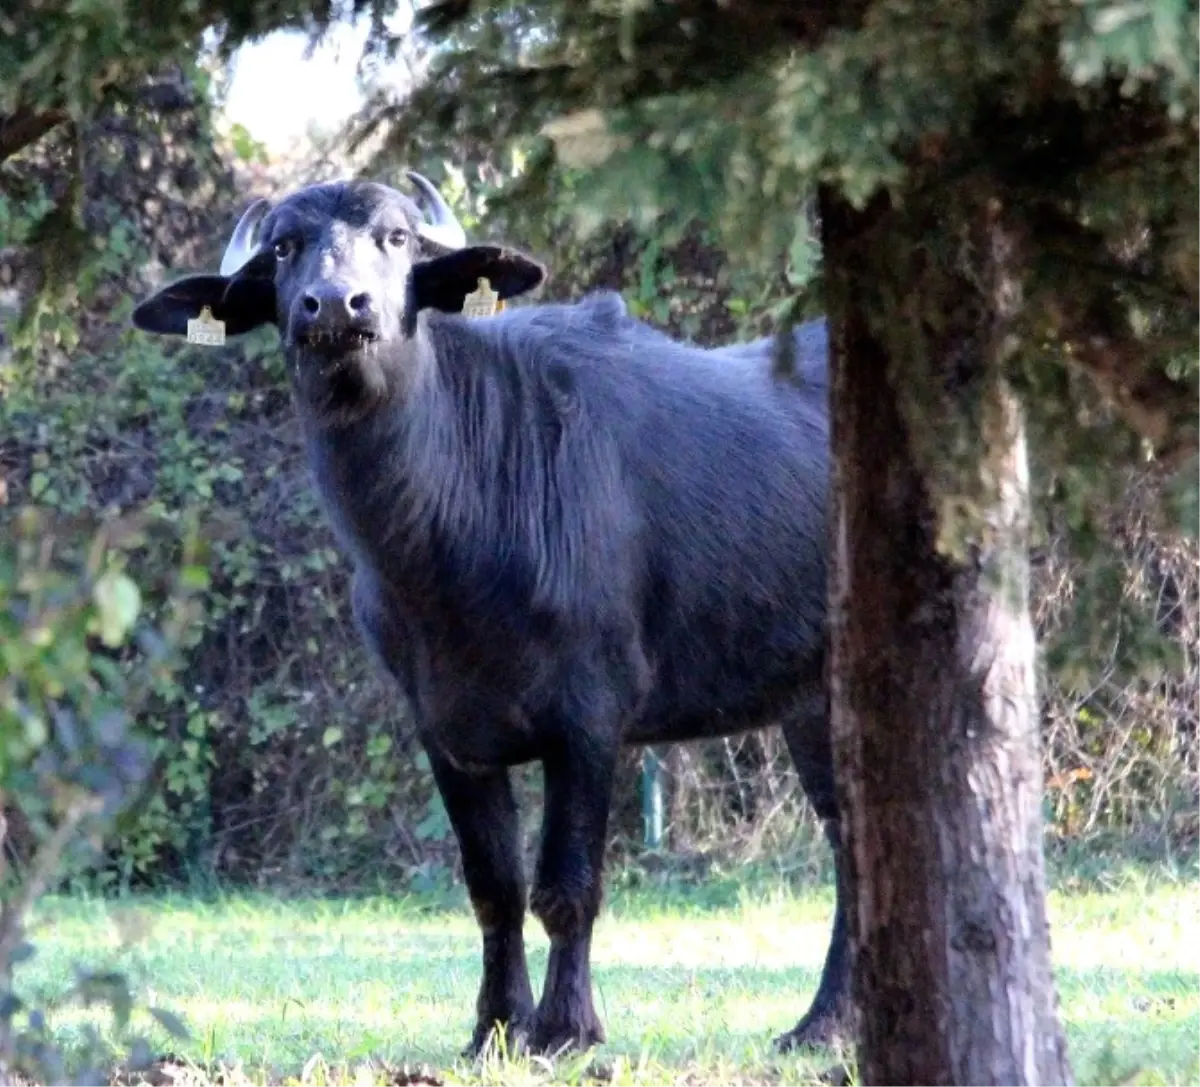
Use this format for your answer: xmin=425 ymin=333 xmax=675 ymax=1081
xmin=273 ymin=237 xmax=296 ymax=260
xmin=386 ymin=227 xmax=410 ymax=248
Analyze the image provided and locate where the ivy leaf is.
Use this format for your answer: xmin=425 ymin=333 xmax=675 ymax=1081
xmin=91 ymin=569 xmax=141 ymax=648
xmin=180 ymin=564 xmax=211 ymax=591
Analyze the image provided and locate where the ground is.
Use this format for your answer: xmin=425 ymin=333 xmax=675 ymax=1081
xmin=19 ymin=859 xmax=1200 ymax=1086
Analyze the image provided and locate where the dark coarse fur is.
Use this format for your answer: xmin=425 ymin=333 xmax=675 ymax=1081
xmin=130 ymin=180 xmax=849 ymax=1058
xmin=314 ymin=294 xmax=828 ymax=748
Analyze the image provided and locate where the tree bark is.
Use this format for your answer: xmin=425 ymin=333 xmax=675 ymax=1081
xmin=819 ymin=185 xmax=1073 ymax=1085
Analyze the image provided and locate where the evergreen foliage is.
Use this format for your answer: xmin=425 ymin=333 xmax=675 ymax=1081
xmin=345 ymin=0 xmax=1200 ymax=700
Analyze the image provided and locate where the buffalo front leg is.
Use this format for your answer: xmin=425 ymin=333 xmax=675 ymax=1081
xmin=528 ymin=735 xmax=618 ymax=1054
xmin=429 ymin=753 xmax=535 ymax=1057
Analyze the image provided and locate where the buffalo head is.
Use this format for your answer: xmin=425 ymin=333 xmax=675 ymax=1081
xmin=132 ymin=172 xmax=546 ymax=420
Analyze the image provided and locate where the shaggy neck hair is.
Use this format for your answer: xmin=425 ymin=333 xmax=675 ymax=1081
xmin=301 ymin=293 xmax=640 ymax=630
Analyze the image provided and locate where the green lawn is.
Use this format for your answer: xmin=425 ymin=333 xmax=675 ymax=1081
xmin=19 ymin=863 xmax=1200 ymax=1085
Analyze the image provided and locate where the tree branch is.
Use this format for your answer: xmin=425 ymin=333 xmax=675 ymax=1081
xmin=0 ymin=107 xmax=68 ymax=164
xmin=414 ymin=0 xmax=859 ymax=108
xmin=1007 ymin=204 xmax=1198 ymax=469
xmin=1043 ymin=301 xmax=1197 ymax=470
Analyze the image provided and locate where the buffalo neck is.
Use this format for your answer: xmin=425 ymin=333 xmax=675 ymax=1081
xmin=296 ymin=314 xmax=549 ymax=586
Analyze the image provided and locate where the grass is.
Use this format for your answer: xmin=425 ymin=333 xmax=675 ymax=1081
xmin=17 ymin=860 xmax=1200 ymax=1086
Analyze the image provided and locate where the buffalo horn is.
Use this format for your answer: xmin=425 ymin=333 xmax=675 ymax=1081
xmin=406 ymin=170 xmax=467 ymax=250
xmin=219 ymin=198 xmax=272 ymax=276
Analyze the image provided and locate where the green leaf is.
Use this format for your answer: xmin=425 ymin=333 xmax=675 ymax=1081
xmin=322 ymin=726 xmax=343 ymax=748
xmin=91 ymin=569 xmax=141 ymax=648
xmin=180 ymin=564 xmax=210 ymax=591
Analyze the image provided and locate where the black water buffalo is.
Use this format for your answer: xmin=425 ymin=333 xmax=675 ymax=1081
xmin=130 ymin=174 xmax=847 ymax=1057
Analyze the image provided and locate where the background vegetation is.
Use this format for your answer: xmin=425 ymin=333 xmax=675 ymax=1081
xmin=2 ymin=82 xmax=1195 ymax=897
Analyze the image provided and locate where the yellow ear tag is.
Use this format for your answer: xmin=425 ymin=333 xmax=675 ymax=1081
xmin=187 ymin=305 xmax=226 ymax=347
xmin=461 ymin=277 xmax=503 ymax=318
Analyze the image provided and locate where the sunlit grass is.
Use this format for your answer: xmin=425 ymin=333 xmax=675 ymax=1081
xmin=20 ymin=861 xmax=1200 ymax=1085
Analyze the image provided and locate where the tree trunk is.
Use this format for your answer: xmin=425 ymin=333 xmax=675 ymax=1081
xmin=819 ymin=185 xmax=1073 ymax=1085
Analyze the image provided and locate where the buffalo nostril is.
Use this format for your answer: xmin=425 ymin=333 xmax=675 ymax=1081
xmin=302 ymin=294 xmax=320 ymax=316
xmin=348 ymin=292 xmax=371 ymax=314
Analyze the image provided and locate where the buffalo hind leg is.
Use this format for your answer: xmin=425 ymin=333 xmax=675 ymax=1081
xmin=428 ymin=753 xmax=536 ymax=1057
xmin=775 ymin=697 xmax=853 ymax=1051
xmin=528 ymin=727 xmax=620 ymax=1054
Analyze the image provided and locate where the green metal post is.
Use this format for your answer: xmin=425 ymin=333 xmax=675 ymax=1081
xmin=642 ymin=747 xmax=664 ymax=849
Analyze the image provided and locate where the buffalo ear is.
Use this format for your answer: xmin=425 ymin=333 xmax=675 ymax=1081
xmin=131 ymin=273 xmax=276 ymax=338
xmin=405 ymin=245 xmax=546 ymax=331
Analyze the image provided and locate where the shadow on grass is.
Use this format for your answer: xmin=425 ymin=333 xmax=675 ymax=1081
xmin=76 ymin=875 xmax=835 ymax=922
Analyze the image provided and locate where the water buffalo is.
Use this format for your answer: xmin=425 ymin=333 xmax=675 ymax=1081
xmin=130 ymin=173 xmax=846 ymax=1056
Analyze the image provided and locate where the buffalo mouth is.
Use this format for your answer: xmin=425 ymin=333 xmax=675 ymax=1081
xmin=290 ymin=331 xmax=389 ymax=419
xmin=294 ymin=327 xmax=379 ymax=356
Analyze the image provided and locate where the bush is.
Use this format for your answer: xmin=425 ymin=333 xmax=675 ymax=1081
xmin=0 ymin=507 xmax=198 ymax=1084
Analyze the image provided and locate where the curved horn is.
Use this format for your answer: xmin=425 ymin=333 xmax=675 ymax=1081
xmin=406 ymin=169 xmax=467 ymax=250
xmin=219 ymin=198 xmax=272 ymax=276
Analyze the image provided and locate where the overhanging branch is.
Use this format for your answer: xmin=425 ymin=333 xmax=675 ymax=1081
xmin=412 ymin=0 xmax=860 ymax=108
xmin=0 ymin=107 xmax=68 ymax=164
xmin=1042 ymin=298 xmax=1197 ymax=469
xmin=1009 ymin=205 xmax=1198 ymax=470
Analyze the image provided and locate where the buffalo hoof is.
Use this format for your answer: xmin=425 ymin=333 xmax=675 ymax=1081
xmin=773 ymin=1007 xmax=851 ymax=1053
xmin=529 ymin=1009 xmax=605 ymax=1056
xmin=465 ymin=1016 xmax=533 ymax=1061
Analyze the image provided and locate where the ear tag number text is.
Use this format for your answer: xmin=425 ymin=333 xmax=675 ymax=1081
xmin=462 ymin=278 xmax=504 ymax=318
xmin=187 ymin=306 xmax=226 ymax=346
